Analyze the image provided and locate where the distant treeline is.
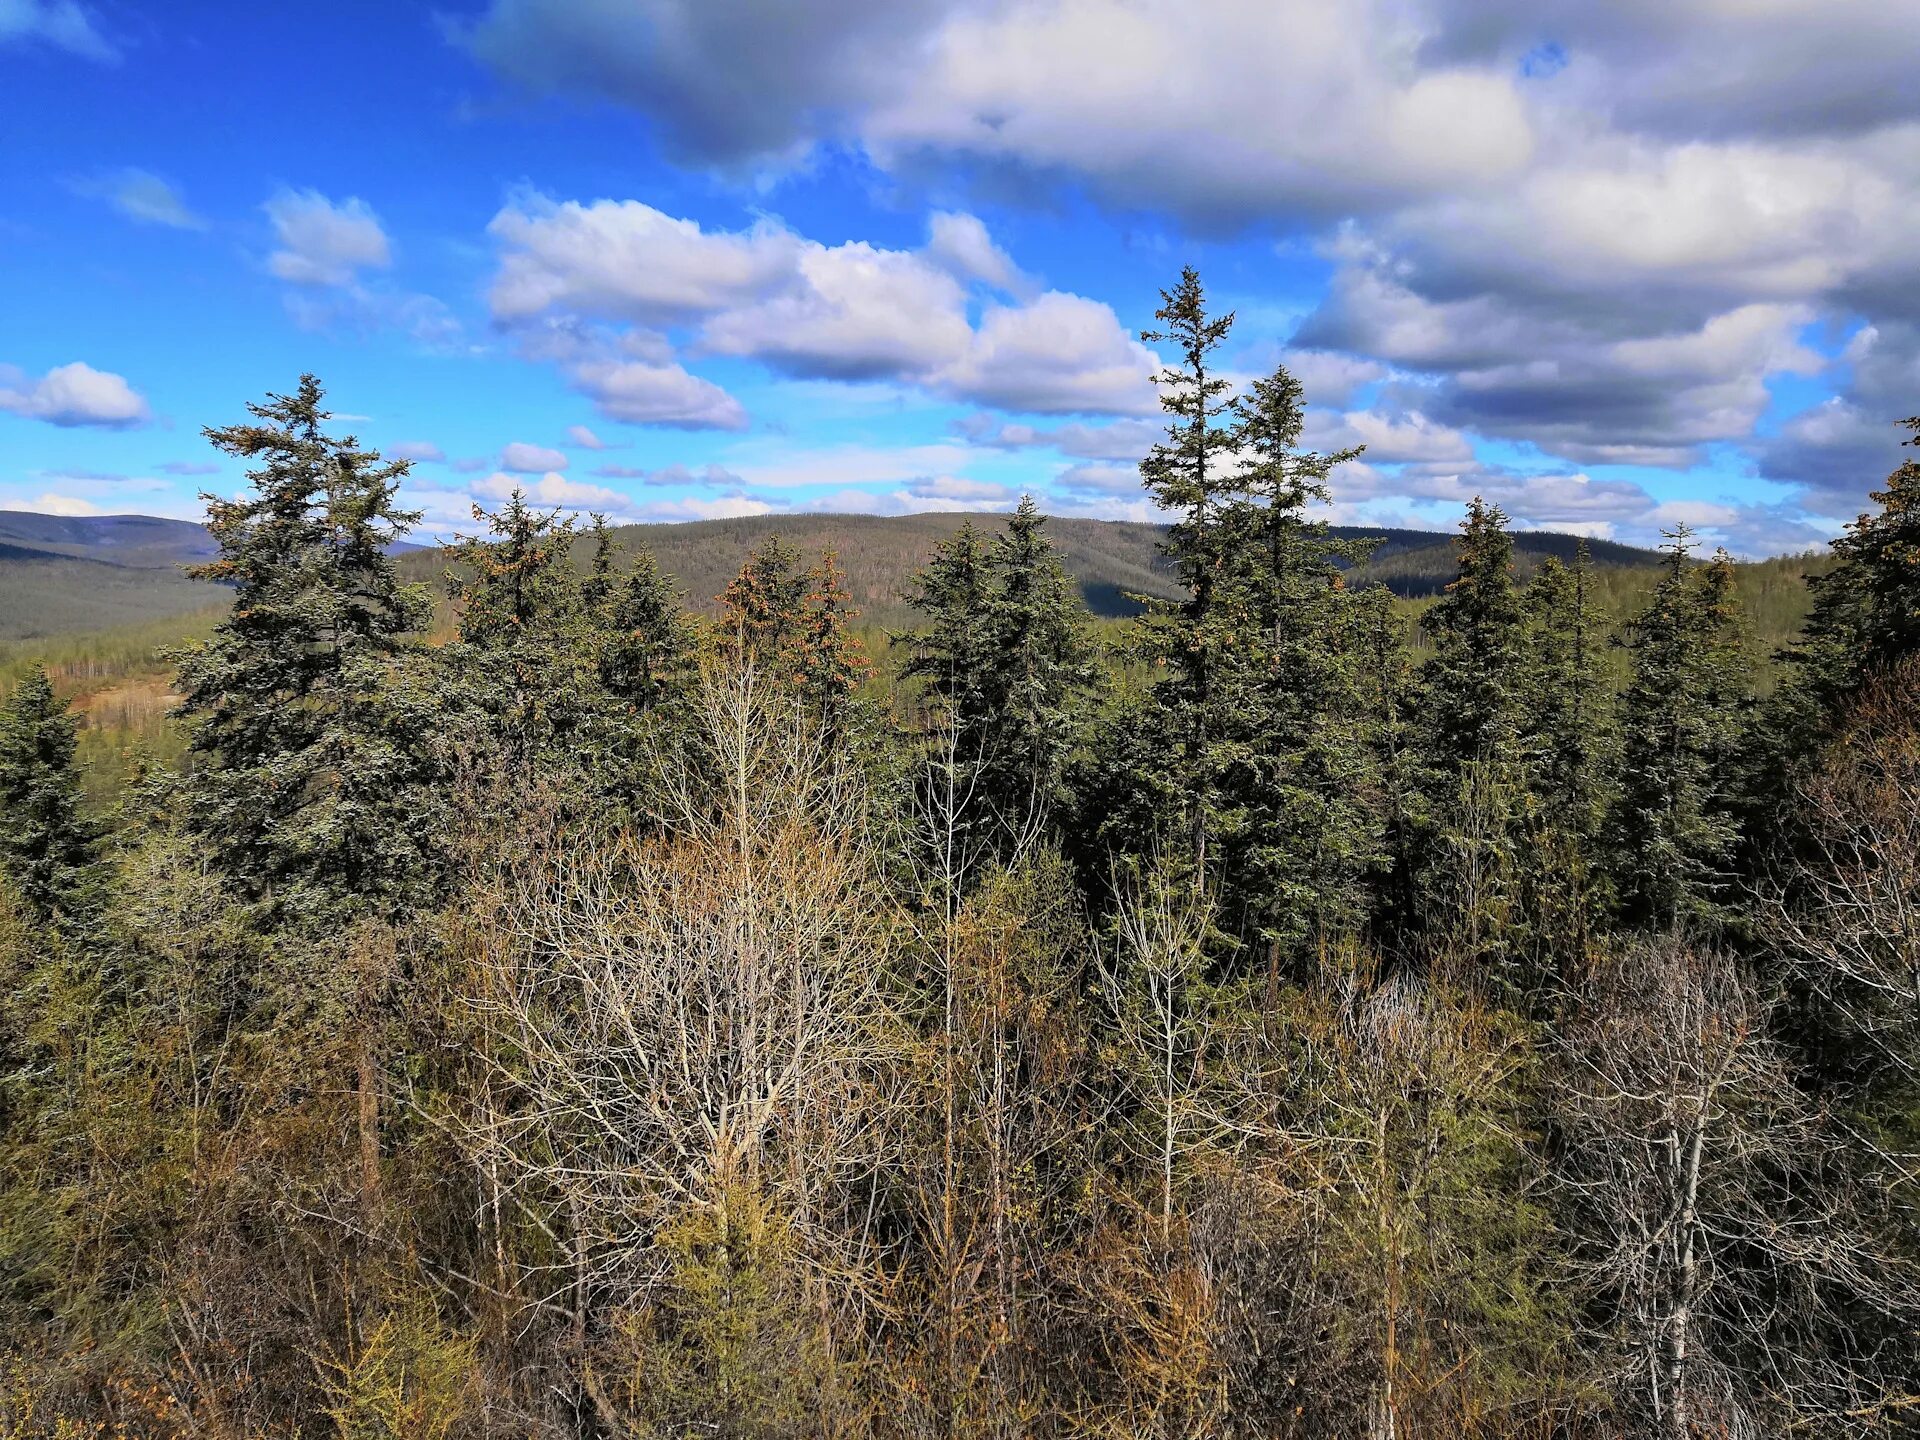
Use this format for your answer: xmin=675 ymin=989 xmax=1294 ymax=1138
xmin=4 ymin=271 xmax=1920 ymax=1439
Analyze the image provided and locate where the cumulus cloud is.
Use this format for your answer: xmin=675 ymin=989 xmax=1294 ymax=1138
xmin=567 ymin=424 xmax=609 ymax=449
xmin=925 ymin=211 xmax=1034 ymax=296
xmin=594 ymin=461 xmax=747 ymax=488
xmin=1756 ymin=321 xmax=1920 ymax=518
xmin=265 ymin=190 xmax=391 ymax=286
xmin=457 ymin=0 xmax=1920 ymax=530
xmin=570 ymin=357 xmax=750 ymax=430
xmin=389 ymin=440 xmax=445 ymax=463
xmin=0 ymin=361 xmax=150 ymax=428
xmin=938 ymin=292 xmax=1158 ymax=415
xmin=500 ymin=440 xmax=569 ymax=473
xmin=489 ymin=196 xmax=1156 ymax=416
xmin=903 ymin=474 xmax=1018 ymax=504
xmin=0 ymin=0 xmax=114 ymax=60
xmin=472 ymin=470 xmax=634 ymax=513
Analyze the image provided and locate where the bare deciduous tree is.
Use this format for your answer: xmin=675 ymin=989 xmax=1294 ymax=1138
xmin=1552 ymin=937 xmax=1914 ymax=1438
xmin=470 ymin=661 xmax=905 ymax=1435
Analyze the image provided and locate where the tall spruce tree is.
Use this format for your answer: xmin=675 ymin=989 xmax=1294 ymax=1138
xmin=1423 ymin=498 xmax=1527 ymax=772
xmin=1412 ymin=500 xmax=1533 ymax=975
xmin=1609 ymin=529 xmax=1748 ymax=930
xmin=902 ymin=520 xmax=995 ymax=742
xmin=1137 ymin=267 xmax=1242 ymax=874
xmin=1773 ymin=417 xmax=1920 ymax=755
xmin=596 ymin=543 xmax=696 ymax=715
xmin=440 ymin=490 xmax=603 ymax=762
xmin=979 ymin=499 xmax=1096 ymax=825
xmin=1212 ymin=364 xmax=1382 ymax=963
xmin=794 ymin=548 xmax=869 ymax=729
xmin=174 ymin=375 xmax=439 ymax=918
xmin=719 ymin=533 xmax=809 ymax=675
xmin=905 ymin=503 xmax=1096 ymax=842
xmin=0 ymin=668 xmax=96 ymax=925
xmin=1514 ymin=546 xmax=1613 ymax=969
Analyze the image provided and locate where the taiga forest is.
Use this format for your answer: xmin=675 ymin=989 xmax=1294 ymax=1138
xmin=7 ymin=270 xmax=1920 ymax=1439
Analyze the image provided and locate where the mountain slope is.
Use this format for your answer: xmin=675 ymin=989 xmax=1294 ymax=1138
xmin=4 ymin=507 xmax=1670 ymax=641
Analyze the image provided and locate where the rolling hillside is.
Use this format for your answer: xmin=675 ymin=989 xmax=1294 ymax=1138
xmin=0 ymin=512 xmax=224 ymax=639
xmin=3 ymin=506 xmax=1680 ymax=641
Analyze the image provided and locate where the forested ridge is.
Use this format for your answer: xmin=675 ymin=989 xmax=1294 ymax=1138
xmin=5 ymin=269 xmax=1920 ymax=1438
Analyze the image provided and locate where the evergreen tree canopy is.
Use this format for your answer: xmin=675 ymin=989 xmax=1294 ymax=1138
xmin=906 ymin=500 xmax=1096 ymax=840
xmin=794 ymin=547 xmax=869 ymax=722
xmin=719 ymin=533 xmax=808 ymax=672
xmin=0 ymin=668 xmax=96 ymax=925
xmin=1792 ymin=416 xmax=1920 ymax=721
xmin=1609 ymin=529 xmax=1748 ymax=930
xmin=1423 ymin=498 xmax=1526 ymax=772
xmin=596 ymin=543 xmax=695 ymax=714
xmin=173 ymin=375 xmax=440 ymax=918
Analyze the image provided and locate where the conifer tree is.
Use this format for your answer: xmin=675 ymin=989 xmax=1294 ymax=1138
xmin=1514 ymin=546 xmax=1613 ymax=969
xmin=979 ymin=499 xmax=1097 ymax=824
xmin=1137 ymin=267 xmax=1241 ymax=873
xmin=719 ymin=533 xmax=808 ymax=674
xmin=441 ymin=490 xmax=604 ymax=763
xmin=907 ymin=502 xmax=1096 ymax=844
xmin=902 ymin=519 xmax=995 ymax=742
xmin=0 ymin=667 xmax=96 ymax=924
xmin=1423 ymin=498 xmax=1527 ymax=772
xmin=1213 ymin=365 xmax=1381 ymax=962
xmin=596 ymin=543 xmax=695 ymax=714
xmin=1773 ymin=417 xmax=1920 ymax=756
xmin=1518 ymin=546 xmax=1610 ymax=824
xmin=794 ymin=547 xmax=869 ymax=725
xmin=174 ymin=375 xmax=439 ymax=917
xmin=1609 ymin=530 xmax=1748 ymax=930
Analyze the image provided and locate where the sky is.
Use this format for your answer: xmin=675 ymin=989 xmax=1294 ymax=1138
xmin=3 ymin=0 xmax=1918 ymax=555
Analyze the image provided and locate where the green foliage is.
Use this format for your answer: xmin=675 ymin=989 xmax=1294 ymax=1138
xmin=0 ymin=669 xmax=96 ymax=925
xmin=172 ymin=374 xmax=442 ymax=922
xmin=1608 ymin=529 xmax=1749 ymax=929
xmin=903 ymin=499 xmax=1097 ymax=841
xmin=6 ymin=330 xmax=1919 ymax=1437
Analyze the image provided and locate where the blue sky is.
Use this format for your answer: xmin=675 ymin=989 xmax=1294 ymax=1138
xmin=4 ymin=0 xmax=1917 ymax=554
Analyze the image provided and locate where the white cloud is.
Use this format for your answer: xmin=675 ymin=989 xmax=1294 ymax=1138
xmin=1304 ymin=408 xmax=1475 ymax=464
xmin=702 ymin=237 xmax=974 ymax=379
xmin=569 ymin=357 xmax=750 ymax=430
xmin=926 ymin=211 xmax=1033 ymax=295
xmin=489 ymin=197 xmax=797 ymax=323
xmin=0 ymin=361 xmax=150 ymax=428
xmin=937 ymin=291 xmax=1159 ymax=415
xmin=903 ymin=474 xmax=1017 ymax=503
xmin=957 ymin=414 xmax=1161 ymax=461
xmin=490 ymin=195 xmax=1161 ymax=416
xmin=631 ymin=493 xmax=775 ymax=522
xmin=76 ymin=168 xmax=205 ymax=229
xmin=458 ymin=0 xmax=1920 ymax=529
xmin=1052 ymin=461 xmax=1143 ymax=498
xmin=567 ymin=423 xmax=609 ymax=449
xmin=726 ymin=441 xmax=975 ymax=490
xmin=390 ymin=440 xmax=445 ymax=463
xmin=500 ymin=440 xmax=569 ymax=473
xmin=265 ymin=189 xmax=391 ymax=286
xmin=18 ymin=492 xmax=104 ymax=516
xmin=472 ymin=470 xmax=633 ymax=513
xmin=0 ymin=0 xmax=114 ymax=60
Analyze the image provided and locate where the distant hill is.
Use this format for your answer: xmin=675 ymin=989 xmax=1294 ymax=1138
xmin=0 ymin=512 xmax=223 ymax=640
xmin=2 ymin=507 xmax=1670 ymax=641
xmin=401 ymin=512 xmax=1665 ymax=626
